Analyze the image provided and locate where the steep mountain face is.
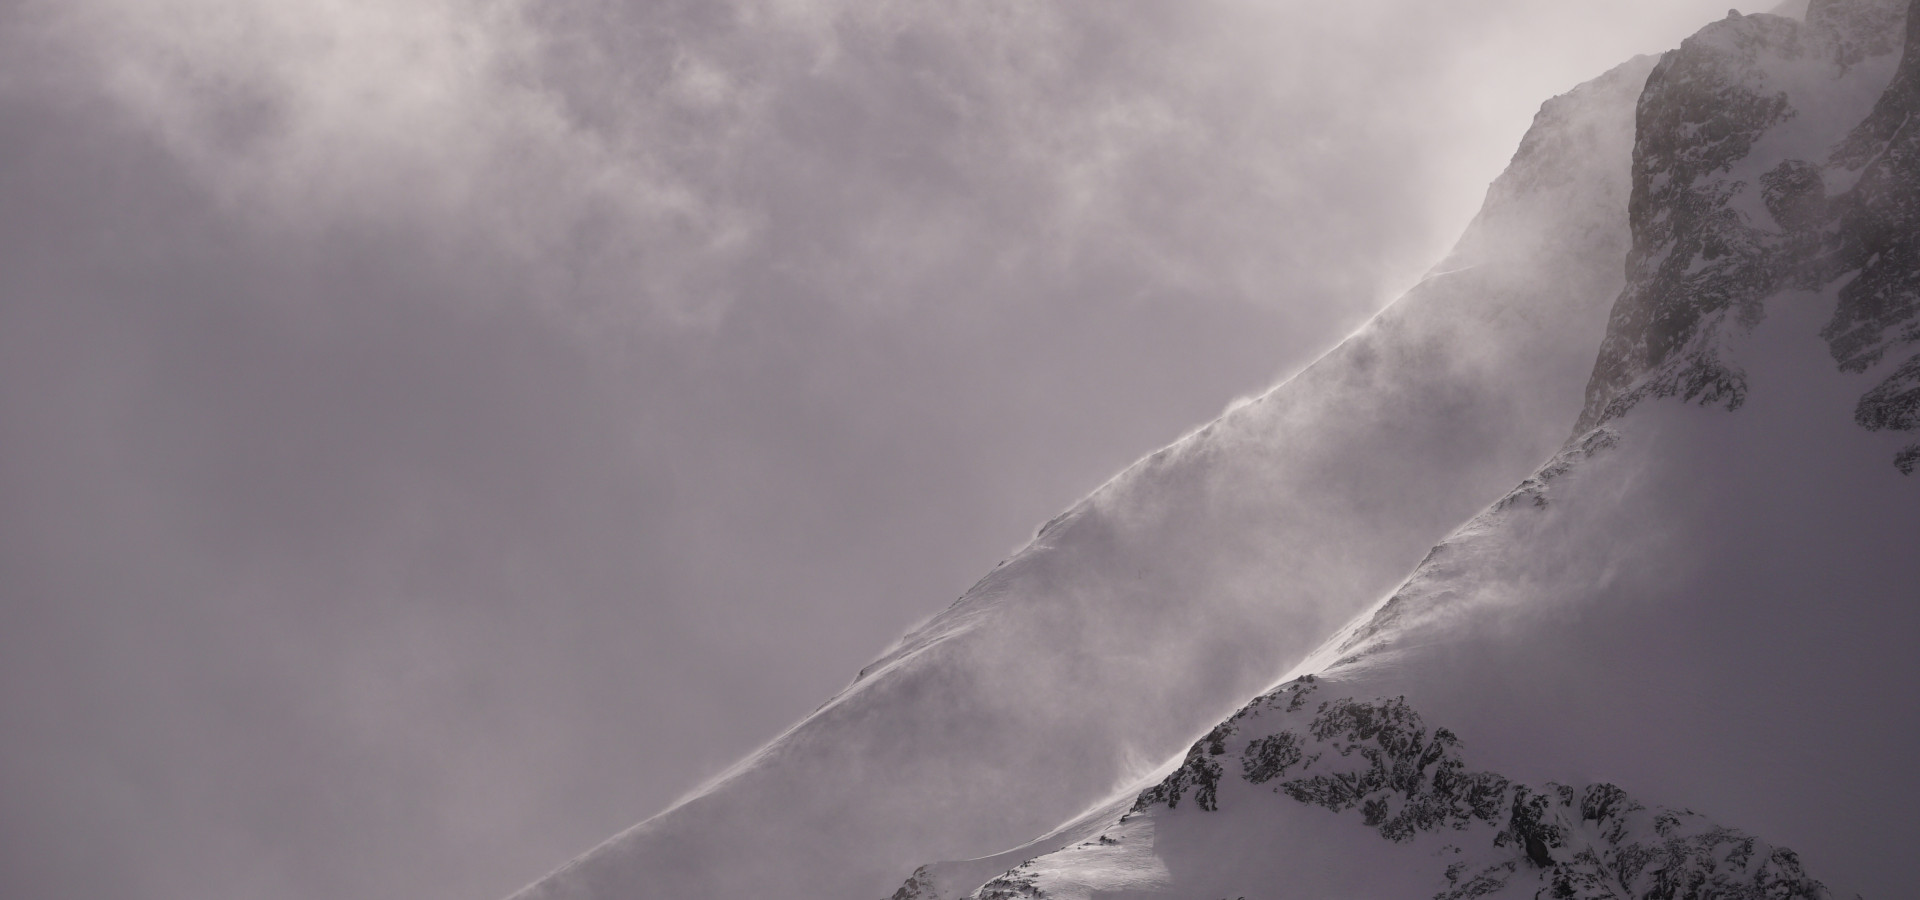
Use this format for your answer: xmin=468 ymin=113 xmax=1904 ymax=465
xmin=1813 ymin=0 xmax=1920 ymax=467
xmin=1580 ymin=0 xmax=1920 ymax=472
xmin=965 ymin=679 xmax=1838 ymax=900
xmin=894 ymin=2 xmax=1920 ymax=898
xmin=507 ymin=51 xmax=1657 ymax=900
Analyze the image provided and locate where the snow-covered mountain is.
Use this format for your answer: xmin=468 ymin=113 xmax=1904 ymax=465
xmin=935 ymin=677 xmax=1845 ymax=900
xmin=891 ymin=1 xmax=1920 ymax=898
xmin=507 ymin=42 xmax=1660 ymax=900
xmin=507 ymin=2 xmax=1917 ymax=899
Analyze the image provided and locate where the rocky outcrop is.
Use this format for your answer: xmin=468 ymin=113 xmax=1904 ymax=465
xmin=962 ymin=678 xmax=1842 ymax=900
xmin=1822 ymin=1 xmax=1920 ymax=466
xmin=1578 ymin=0 xmax=1920 ymax=470
xmin=1576 ymin=13 xmax=1798 ymax=433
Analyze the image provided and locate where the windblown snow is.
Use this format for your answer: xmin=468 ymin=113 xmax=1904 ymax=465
xmin=892 ymin=1 xmax=1920 ymax=898
xmin=509 ymin=2 xmax=1920 ymax=899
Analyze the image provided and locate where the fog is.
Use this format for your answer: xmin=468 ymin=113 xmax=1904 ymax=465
xmin=0 ymin=3 xmax=1746 ymax=900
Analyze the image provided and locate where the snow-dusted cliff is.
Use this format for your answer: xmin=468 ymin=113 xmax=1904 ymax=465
xmin=894 ymin=1 xmax=1920 ymax=897
xmin=507 ymin=38 xmax=1659 ymax=900
xmin=957 ymin=679 xmax=1841 ymax=900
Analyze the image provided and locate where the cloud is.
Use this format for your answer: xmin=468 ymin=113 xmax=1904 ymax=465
xmin=27 ymin=0 xmax=757 ymax=326
xmin=0 ymin=3 xmax=1749 ymax=900
xmin=23 ymin=0 xmax=1751 ymax=336
xmin=25 ymin=0 xmax=1672 ymax=330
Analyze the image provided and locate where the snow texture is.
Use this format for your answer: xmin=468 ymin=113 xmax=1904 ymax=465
xmin=507 ymin=35 xmax=1659 ymax=900
xmin=893 ymin=1 xmax=1920 ymax=897
xmin=944 ymin=681 xmax=1841 ymax=900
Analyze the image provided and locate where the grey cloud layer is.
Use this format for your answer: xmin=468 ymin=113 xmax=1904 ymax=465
xmin=0 ymin=3 xmax=1740 ymax=900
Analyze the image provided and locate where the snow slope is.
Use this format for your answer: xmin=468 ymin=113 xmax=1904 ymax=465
xmin=957 ymin=679 xmax=1847 ymax=900
xmin=507 ymin=48 xmax=1659 ymax=900
xmin=901 ymin=2 xmax=1920 ymax=897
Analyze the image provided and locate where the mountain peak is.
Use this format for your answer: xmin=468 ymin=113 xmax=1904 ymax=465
xmin=887 ymin=2 xmax=1920 ymax=897
xmin=509 ymin=4 xmax=1920 ymax=898
xmin=1574 ymin=0 xmax=1919 ymax=476
xmin=505 ymin=45 xmax=1660 ymax=900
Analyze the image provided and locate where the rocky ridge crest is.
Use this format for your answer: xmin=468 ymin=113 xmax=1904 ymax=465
xmin=1578 ymin=0 xmax=1920 ymax=471
xmin=955 ymin=678 xmax=1841 ymax=900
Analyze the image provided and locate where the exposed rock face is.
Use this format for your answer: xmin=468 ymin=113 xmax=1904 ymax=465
xmin=1810 ymin=0 xmax=1910 ymax=67
xmin=1578 ymin=0 xmax=1920 ymax=471
xmin=1822 ymin=1 xmax=1920 ymax=467
xmin=957 ymin=680 xmax=1839 ymax=900
xmin=1576 ymin=13 xmax=1798 ymax=432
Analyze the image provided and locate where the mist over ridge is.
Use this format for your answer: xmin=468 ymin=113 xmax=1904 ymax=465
xmin=907 ymin=1 xmax=1920 ymax=897
xmin=511 ymin=46 xmax=1666 ymax=900
xmin=0 ymin=2 xmax=1837 ymax=900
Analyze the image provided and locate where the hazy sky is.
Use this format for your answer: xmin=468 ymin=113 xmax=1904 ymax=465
xmin=0 ymin=3 xmax=1748 ymax=900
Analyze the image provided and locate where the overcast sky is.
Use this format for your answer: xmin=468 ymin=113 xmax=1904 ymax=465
xmin=0 ymin=3 xmax=1749 ymax=900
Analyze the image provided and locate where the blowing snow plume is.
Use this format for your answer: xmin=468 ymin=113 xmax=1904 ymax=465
xmin=2 ymin=3 xmax=1837 ymax=900
xmin=509 ymin=53 xmax=1658 ymax=900
xmin=896 ymin=1 xmax=1920 ymax=897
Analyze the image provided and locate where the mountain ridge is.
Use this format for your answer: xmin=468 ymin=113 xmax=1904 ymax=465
xmin=891 ymin=1 xmax=1918 ymax=896
xmin=507 ymin=45 xmax=1659 ymax=900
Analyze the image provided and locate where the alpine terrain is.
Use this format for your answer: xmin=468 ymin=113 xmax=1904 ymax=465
xmin=893 ymin=1 xmax=1920 ymax=897
xmin=510 ymin=1 xmax=1920 ymax=899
